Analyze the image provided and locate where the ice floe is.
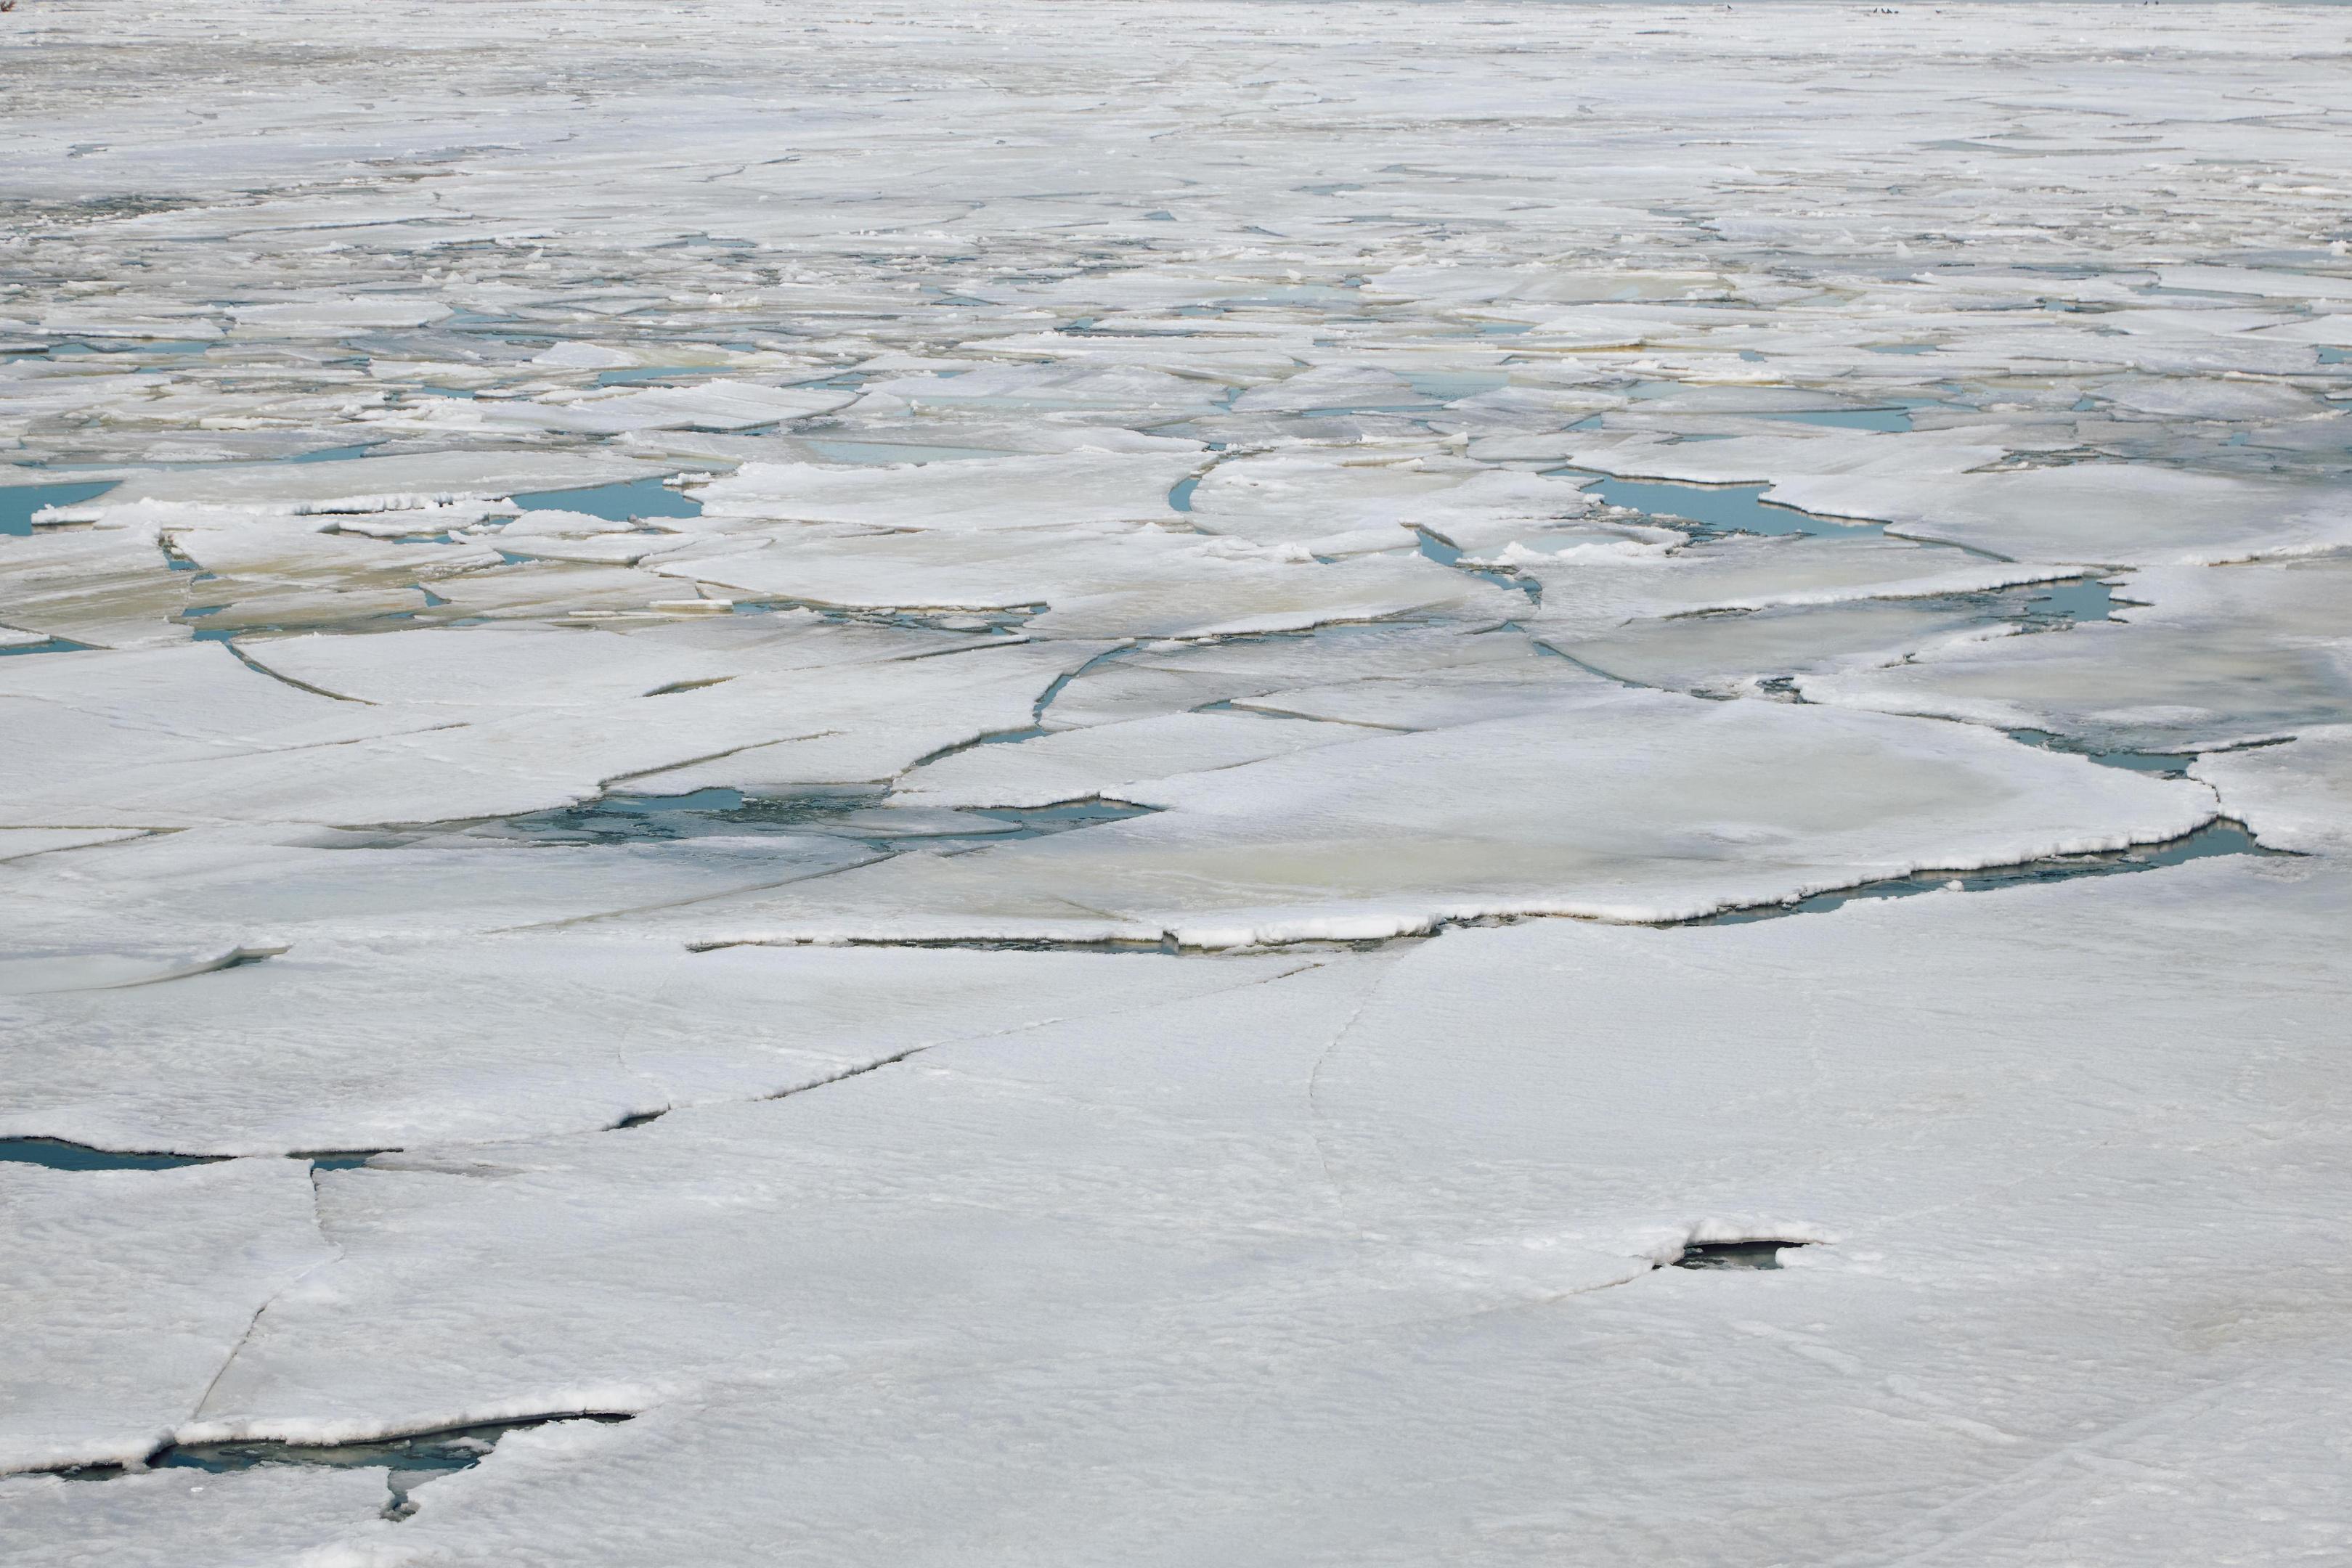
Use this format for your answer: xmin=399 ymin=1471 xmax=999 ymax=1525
xmin=7 ymin=1 xmax=2351 ymax=1560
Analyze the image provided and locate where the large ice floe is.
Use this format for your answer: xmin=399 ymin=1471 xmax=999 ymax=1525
xmin=4 ymin=1 xmax=2350 ymax=1563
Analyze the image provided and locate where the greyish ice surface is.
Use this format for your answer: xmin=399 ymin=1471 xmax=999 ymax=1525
xmin=4 ymin=1 xmax=2350 ymax=1563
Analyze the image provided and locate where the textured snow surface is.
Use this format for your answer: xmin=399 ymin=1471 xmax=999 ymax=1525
xmin=6 ymin=0 xmax=2351 ymax=1561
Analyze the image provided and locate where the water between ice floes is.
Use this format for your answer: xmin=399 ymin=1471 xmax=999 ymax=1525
xmin=1 ymin=479 xmax=120 ymax=536
xmin=1554 ymin=470 xmax=1879 ymax=539
xmin=510 ymin=475 xmax=703 ymax=522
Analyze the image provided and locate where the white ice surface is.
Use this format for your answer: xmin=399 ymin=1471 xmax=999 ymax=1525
xmin=0 ymin=1159 xmax=333 ymax=1474
xmin=657 ymin=523 xmax=1520 ymax=640
xmin=2192 ymin=726 xmax=2352 ymax=856
xmin=0 ymin=1466 xmax=390 ymax=1568
xmin=9 ymin=1 xmax=2352 ymax=1560
xmin=689 ymin=451 xmax=1200 ymax=533
xmin=1802 ymin=560 xmax=2352 ymax=752
xmin=69 ymin=859 xmax=2351 ymax=1564
xmin=0 ymin=940 xmax=1302 ymax=1154
xmin=683 ymin=690 xmax=2214 ymax=947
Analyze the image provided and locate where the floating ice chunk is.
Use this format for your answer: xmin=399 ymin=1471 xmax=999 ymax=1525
xmin=0 ymin=944 xmax=283 ymax=996
xmin=1187 ymin=452 xmax=1594 ymax=555
xmin=8 ymin=640 xmax=1094 ymax=829
xmin=659 ymin=523 xmax=1519 ymax=641
xmin=1228 ymin=364 xmax=1422 ymax=413
xmin=1547 ymin=600 xmax=2011 ymax=699
xmin=1043 ymin=621 xmax=1624 ymax=730
xmin=232 ymin=299 xmax=452 ymax=333
xmin=238 ymin=625 xmax=733 ymax=711
xmin=0 ymin=939 xmax=1301 ymax=1155
xmin=615 ymin=640 xmax=1110 ymax=796
xmin=0 ymin=1159 xmax=332 ymax=1474
xmin=89 ymin=452 xmax=672 ymax=514
xmin=108 ymin=862 xmax=2352 ymax=1565
xmin=896 ymin=711 xmax=1354 ymax=808
xmin=495 ymin=509 xmax=640 ymax=540
xmin=0 ymin=642 xmax=444 ymax=817
xmin=2096 ymin=376 xmax=2326 ymax=422
xmin=457 ymin=380 xmax=855 ymax=436
xmin=689 ymin=452 xmax=1200 ymax=533
xmin=165 ymin=517 xmax=501 ymax=588
xmin=1566 ymin=428 xmax=2352 ymax=565
xmin=2192 ymin=727 xmax=2352 ymax=856
xmin=423 ymin=562 xmax=705 ymax=622
xmin=0 ymin=520 xmax=199 ymax=650
xmin=1513 ymin=531 xmax=2062 ymax=640
xmin=531 ymin=343 xmax=638 ymax=370
xmin=1802 ymin=560 xmax=2352 ymax=752
xmin=858 ymin=364 xmax=1227 ymax=412
xmin=2154 ymin=266 xmax=2352 ymax=301
xmin=682 ymin=691 xmax=2213 ymax=947
xmin=1232 ymin=663 xmax=1616 ymax=731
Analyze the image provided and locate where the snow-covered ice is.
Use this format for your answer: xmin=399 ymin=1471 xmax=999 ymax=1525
xmin=4 ymin=0 xmax=2350 ymax=1562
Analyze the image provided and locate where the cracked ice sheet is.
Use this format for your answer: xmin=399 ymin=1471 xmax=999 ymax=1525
xmin=2192 ymin=727 xmax=2352 ymax=857
xmin=0 ymin=940 xmax=1301 ymax=1155
xmin=688 ymin=451 xmax=1202 ymax=534
xmin=1507 ymin=531 xmax=2067 ymax=642
xmin=0 ymin=825 xmax=874 ymax=954
xmin=1 ymin=633 xmax=1098 ymax=828
xmin=109 ymin=858 xmax=2352 ymax=1565
xmin=893 ymin=710 xmax=1359 ymax=809
xmin=1563 ymin=430 xmax=2352 ymax=568
xmin=680 ymin=690 xmax=2212 ymax=948
xmin=1802 ymin=559 xmax=2352 ymax=754
xmin=1185 ymin=452 xmax=1603 ymax=558
xmin=1547 ymin=598 xmax=2016 ymax=701
xmin=0 ymin=1159 xmax=333 ymax=1474
xmin=657 ymin=523 xmax=1520 ymax=642
xmin=81 ymin=452 xmax=675 ymax=515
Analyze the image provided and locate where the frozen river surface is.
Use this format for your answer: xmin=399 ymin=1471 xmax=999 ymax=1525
xmin=4 ymin=1 xmax=2351 ymax=1562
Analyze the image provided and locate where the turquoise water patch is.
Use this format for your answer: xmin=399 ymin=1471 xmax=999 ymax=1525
xmin=489 ymin=788 xmax=1157 ymax=852
xmin=3 ymin=479 xmax=120 ymax=535
xmin=2006 ymin=727 xmax=2195 ymax=777
xmin=510 ymin=475 xmax=701 ymax=521
xmin=0 ymin=1138 xmax=223 ymax=1171
xmin=1554 ymin=470 xmax=1876 ymax=539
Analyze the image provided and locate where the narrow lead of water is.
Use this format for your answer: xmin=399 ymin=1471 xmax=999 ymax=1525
xmin=0 ymin=1138 xmax=223 ymax=1172
xmin=1675 ymin=1241 xmax=1807 ymax=1270
xmin=1696 ymin=819 xmax=2284 ymax=926
xmin=484 ymin=788 xmax=1157 ymax=852
xmin=60 ymin=1414 xmax=632 ymax=1521
xmin=2006 ymin=727 xmax=2193 ymax=777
